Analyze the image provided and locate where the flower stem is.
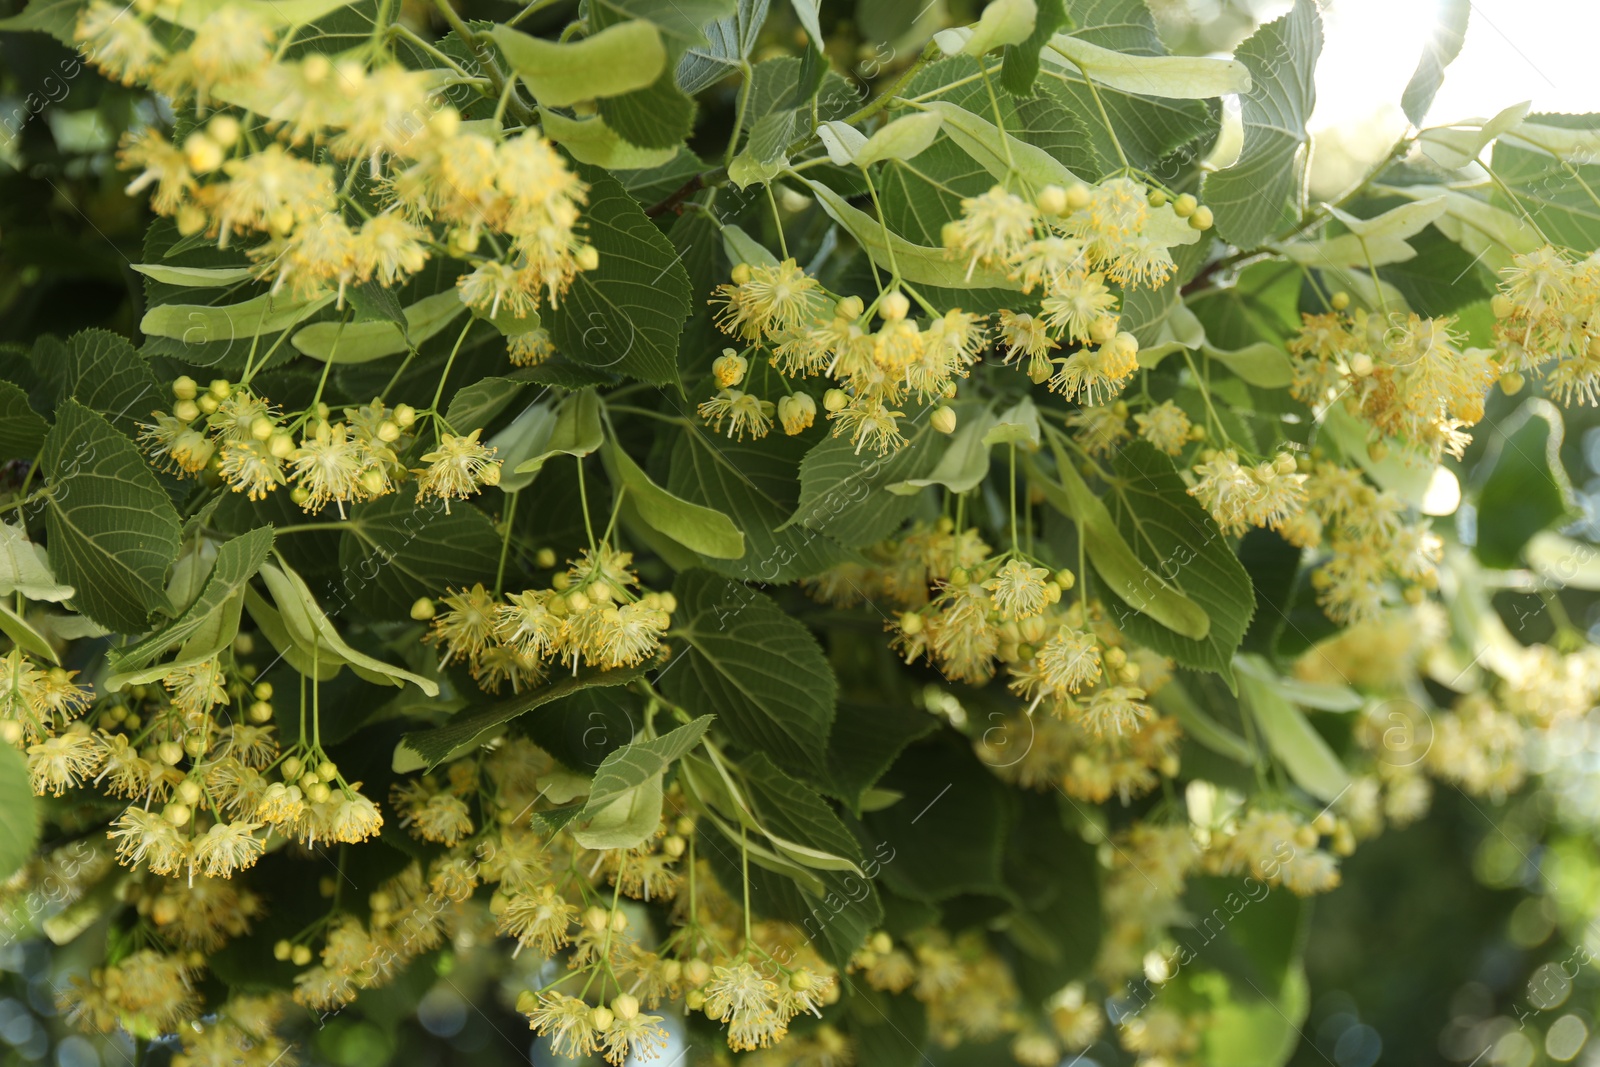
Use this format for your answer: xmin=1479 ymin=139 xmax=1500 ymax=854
xmin=495 ymin=491 xmax=519 ymax=596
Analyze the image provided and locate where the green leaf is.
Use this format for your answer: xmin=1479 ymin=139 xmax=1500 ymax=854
xmin=598 ymin=67 xmax=697 ymax=150
xmin=932 ymin=0 xmax=1035 ymax=56
xmin=852 ymin=112 xmax=946 ymax=169
xmin=1100 ymin=441 xmax=1257 ymax=684
xmin=890 ymin=408 xmax=997 ymax=495
xmin=392 ymin=664 xmax=647 ymax=772
xmin=721 ymin=224 xmax=781 ymax=268
xmin=1031 ymin=438 xmax=1210 ymax=641
xmin=573 ymin=719 xmax=731 ymax=849
xmin=105 ymin=527 xmax=273 ymax=682
xmin=1004 ymin=792 xmax=1103 ymax=999
xmin=1152 ymin=678 xmax=1254 ymax=765
xmin=677 ymin=0 xmax=769 ymax=94
xmin=140 ymin=292 xmax=335 ymax=346
xmin=130 ymin=264 xmax=256 ymax=288
xmin=166 ymin=0 xmax=354 ymax=30
xmin=1491 ymin=141 xmax=1600 ymax=252
xmin=862 ymin=738 xmax=1008 ymax=901
xmin=577 ymin=716 xmax=714 ymax=841
xmin=547 ymin=168 xmax=690 ymax=385
xmin=1197 ymin=967 xmax=1310 ymax=1067
xmin=291 ymin=290 xmax=465 ymax=364
xmin=605 ymin=443 xmax=745 ymax=560
xmin=0 ymin=381 xmax=46 ymax=462
xmin=37 ymin=330 xmax=162 ymax=440
xmin=589 ymin=0 xmax=735 ymax=45
xmin=538 ymin=110 xmax=681 ymax=170
xmin=1179 ymin=874 xmax=1309 ymax=1001
xmin=1418 ymin=101 xmax=1530 ymax=171
xmin=43 ymin=400 xmax=181 ymax=633
xmin=1236 ymin=654 xmax=1350 ymax=802
xmin=0 ymin=0 xmax=83 ymax=43
xmin=0 ymin=745 xmax=38 ymax=882
xmin=1202 ymin=342 xmax=1295 ymax=389
xmin=786 ymin=423 xmax=943 ymax=546
xmin=1376 ymin=222 xmax=1493 ymax=315
xmin=0 ymin=602 xmax=58 ymax=664
xmin=488 ymin=401 xmax=559 ymax=494
xmin=491 ymin=20 xmax=666 ymax=107
xmin=1402 ymin=0 xmax=1470 ymax=126
xmin=662 ymin=570 xmax=836 ymax=777
xmin=443 ymin=375 xmax=530 ymax=436
xmin=259 ymin=560 xmax=438 ymax=695
xmin=0 ymin=523 xmax=71 ymax=603
xmin=823 ymin=700 xmax=939 ymax=811
xmin=572 ymin=776 xmax=665 ymax=849
xmin=510 ymin=388 xmax=603 ymax=476
xmin=739 ymin=751 xmax=882 ymax=968
xmin=1030 ymin=0 xmax=1213 ymax=170
xmin=242 ymin=587 xmax=340 ymax=681
xmin=920 ymin=100 xmax=1089 ymax=190
xmin=337 ymin=484 xmax=502 ymax=616
xmin=795 ymin=175 xmax=1019 ymax=291
xmin=1045 ymin=33 xmax=1252 ymax=98
xmin=667 ymin=430 xmax=852 ymax=581
xmin=983 ymin=395 xmax=1041 ymax=447
xmin=1473 ymin=400 xmax=1575 ymax=568
xmin=1201 ymin=0 xmax=1323 ymax=248
xmin=1001 ymin=0 xmax=1066 ymax=96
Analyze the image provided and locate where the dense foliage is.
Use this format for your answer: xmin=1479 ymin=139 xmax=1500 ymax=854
xmin=3 ymin=0 xmax=1600 ymax=1064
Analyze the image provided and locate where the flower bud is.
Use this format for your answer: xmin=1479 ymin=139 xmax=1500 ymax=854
xmin=778 ymin=392 xmax=816 ymax=435
xmin=173 ymin=376 xmax=198 ymax=401
xmin=1189 ymin=205 xmax=1214 ymax=231
xmin=1035 ymin=184 xmax=1067 ymax=216
xmin=712 ymin=350 xmax=748 ymax=388
xmin=880 ymin=291 xmax=910 ymax=321
xmin=207 ymin=115 xmax=240 ymax=148
xmin=931 ymin=406 xmax=958 ymax=434
xmin=1173 ymin=193 xmax=1198 ymax=218
xmin=183 ymin=133 xmax=223 ymax=174
xmin=1330 ymin=291 xmax=1351 ymax=311
xmin=823 ymin=388 xmax=849 ymax=412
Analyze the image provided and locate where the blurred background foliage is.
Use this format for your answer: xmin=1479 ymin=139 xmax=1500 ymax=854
xmin=7 ymin=0 xmax=1600 ymax=1065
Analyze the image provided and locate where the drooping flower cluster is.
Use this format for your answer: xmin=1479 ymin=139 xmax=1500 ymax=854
xmin=1492 ymin=244 xmax=1600 ymax=403
xmin=1290 ymin=307 xmax=1499 ymax=460
xmin=141 ymin=378 xmax=501 ymax=511
xmin=79 ymin=0 xmax=598 ymax=315
xmin=704 ymin=261 xmax=983 ymax=454
xmin=426 ymin=545 xmax=673 ymax=692
xmin=949 ymin=179 xmax=1210 ymax=403
xmin=1186 ymin=448 xmax=1309 ymax=537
